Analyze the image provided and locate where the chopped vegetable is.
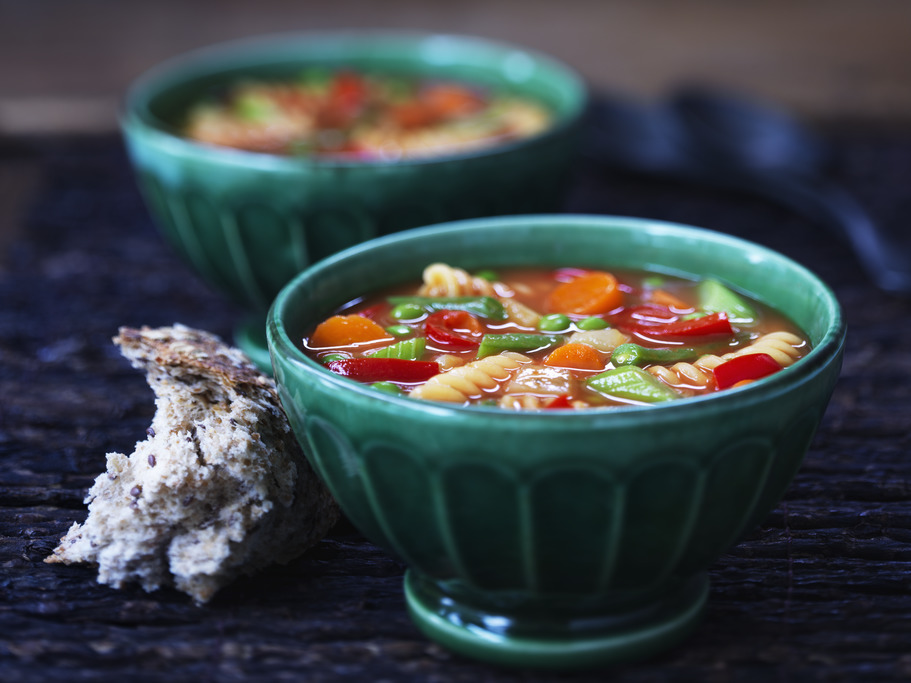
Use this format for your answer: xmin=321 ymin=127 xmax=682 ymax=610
xmin=649 ymin=289 xmax=692 ymax=311
xmin=370 ymin=381 xmax=404 ymax=395
xmin=476 ymin=333 xmax=564 ymax=359
xmin=368 ymin=337 xmax=426 ymax=360
xmin=545 ymin=394 xmax=574 ymax=409
xmin=611 ymin=340 xmax=733 ymax=367
xmin=538 ymin=313 xmax=571 ymax=332
xmin=713 ymin=353 xmax=781 ymax=389
xmin=425 ymin=310 xmax=483 ymax=350
xmin=577 ymin=316 xmax=609 ymax=331
xmin=390 ymin=302 xmax=426 ymax=321
xmin=544 ymin=342 xmax=604 ymax=371
xmin=387 ymin=296 xmax=506 ymax=320
xmin=586 ymin=366 xmax=681 ymax=403
xmin=698 ymin=279 xmax=757 ymax=324
xmin=546 ymin=271 xmax=624 ymax=315
xmin=613 ymin=305 xmax=733 ymax=338
xmin=310 ymin=315 xmax=392 ymax=348
xmin=326 ymin=358 xmax=440 ymax=383
xmin=385 ymin=324 xmax=412 ymax=336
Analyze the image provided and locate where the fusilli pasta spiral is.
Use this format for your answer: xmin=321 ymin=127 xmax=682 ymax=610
xmin=409 ymin=352 xmax=529 ymax=403
xmin=417 ymin=263 xmax=507 ymax=297
xmin=723 ymin=331 xmax=805 ymax=367
xmin=647 ymin=355 xmax=726 ymax=392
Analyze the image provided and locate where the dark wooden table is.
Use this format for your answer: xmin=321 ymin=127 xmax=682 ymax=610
xmin=2 ymin=122 xmax=911 ymax=681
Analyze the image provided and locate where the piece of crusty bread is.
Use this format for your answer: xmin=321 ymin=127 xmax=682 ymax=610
xmin=46 ymin=324 xmax=339 ymax=603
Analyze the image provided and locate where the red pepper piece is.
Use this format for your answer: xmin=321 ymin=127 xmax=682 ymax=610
xmin=545 ymin=394 xmax=574 ymax=409
xmin=326 ymin=358 xmax=440 ymax=384
xmin=613 ymin=305 xmax=733 ymax=338
xmin=356 ymin=303 xmax=388 ymax=321
xmin=713 ymin=353 xmax=781 ymax=390
xmin=424 ymin=310 xmax=483 ymax=350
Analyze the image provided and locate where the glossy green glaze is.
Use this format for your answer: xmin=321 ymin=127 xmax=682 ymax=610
xmin=121 ymin=32 xmax=586 ymax=328
xmin=267 ymin=215 xmax=845 ymax=669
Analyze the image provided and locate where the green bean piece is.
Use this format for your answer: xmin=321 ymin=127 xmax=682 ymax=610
xmin=577 ymin=316 xmax=609 ymax=331
xmin=319 ymin=353 xmax=348 ymax=364
xmin=476 ymin=333 xmax=564 ymax=359
xmin=611 ymin=342 xmax=704 ymax=367
xmin=586 ymin=366 xmax=681 ymax=403
xmin=698 ymin=279 xmax=757 ymax=324
xmin=387 ymin=296 xmax=507 ymax=320
xmin=538 ymin=313 xmax=571 ymax=332
xmin=390 ymin=302 xmax=426 ymax=321
xmin=385 ymin=324 xmax=412 ymax=337
xmin=370 ymin=381 xmax=403 ymax=395
xmin=368 ymin=337 xmax=426 ymax=361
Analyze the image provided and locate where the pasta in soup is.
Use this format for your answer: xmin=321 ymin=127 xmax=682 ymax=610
xmin=300 ymin=263 xmax=811 ymax=409
xmin=183 ymin=69 xmax=552 ymax=159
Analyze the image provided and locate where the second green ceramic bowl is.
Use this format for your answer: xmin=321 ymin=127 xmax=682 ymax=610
xmin=121 ymin=32 xmax=587 ymax=367
xmin=267 ymin=214 xmax=845 ymax=669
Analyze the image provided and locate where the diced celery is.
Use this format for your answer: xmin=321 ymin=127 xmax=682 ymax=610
xmin=698 ymin=279 xmax=757 ymax=324
xmin=367 ymin=337 xmax=426 ymax=361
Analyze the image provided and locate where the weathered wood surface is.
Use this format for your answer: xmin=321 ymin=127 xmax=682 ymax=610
xmin=1 ymin=128 xmax=910 ymax=682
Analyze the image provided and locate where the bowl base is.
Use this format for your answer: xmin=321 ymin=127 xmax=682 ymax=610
xmin=234 ymin=315 xmax=273 ymax=375
xmin=404 ymin=570 xmax=708 ymax=670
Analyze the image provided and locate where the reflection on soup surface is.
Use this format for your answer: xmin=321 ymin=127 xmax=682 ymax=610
xmin=183 ymin=70 xmax=552 ymax=159
xmin=300 ymin=263 xmax=811 ymax=409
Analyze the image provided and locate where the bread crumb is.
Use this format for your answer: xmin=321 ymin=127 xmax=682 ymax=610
xmin=46 ymin=324 xmax=339 ymax=603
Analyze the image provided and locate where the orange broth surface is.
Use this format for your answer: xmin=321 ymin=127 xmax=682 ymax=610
xmin=299 ymin=265 xmax=811 ymax=409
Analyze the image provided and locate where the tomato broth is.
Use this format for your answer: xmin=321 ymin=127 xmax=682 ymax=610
xmin=300 ymin=264 xmax=810 ymax=409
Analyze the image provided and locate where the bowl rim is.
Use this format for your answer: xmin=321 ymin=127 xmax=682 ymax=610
xmin=120 ymin=30 xmax=589 ymax=171
xmin=267 ymin=213 xmax=846 ymax=425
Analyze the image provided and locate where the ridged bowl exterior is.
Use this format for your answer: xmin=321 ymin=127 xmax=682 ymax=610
xmin=268 ymin=216 xmax=845 ymax=602
xmin=120 ymin=33 xmax=586 ymax=311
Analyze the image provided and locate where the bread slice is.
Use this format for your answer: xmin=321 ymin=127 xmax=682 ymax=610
xmin=46 ymin=324 xmax=339 ymax=603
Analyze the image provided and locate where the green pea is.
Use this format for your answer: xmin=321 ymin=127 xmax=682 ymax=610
xmin=319 ymin=353 xmax=347 ymax=364
xmin=370 ymin=381 xmax=403 ymax=395
xmin=385 ymin=324 xmax=412 ymax=336
xmin=538 ymin=313 xmax=571 ymax=332
xmin=577 ymin=316 xmax=609 ymax=331
xmin=474 ymin=269 xmax=499 ymax=282
xmin=390 ymin=303 xmax=425 ymax=321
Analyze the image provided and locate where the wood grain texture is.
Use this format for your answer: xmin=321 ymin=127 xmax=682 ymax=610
xmin=1 ymin=129 xmax=910 ymax=681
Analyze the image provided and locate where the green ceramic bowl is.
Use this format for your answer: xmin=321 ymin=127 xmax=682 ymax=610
xmin=267 ymin=215 xmax=845 ymax=669
xmin=121 ymin=32 xmax=587 ymax=368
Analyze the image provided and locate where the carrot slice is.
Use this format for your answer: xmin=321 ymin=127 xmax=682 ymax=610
xmin=310 ymin=315 xmax=391 ymax=348
xmin=544 ymin=343 xmax=604 ymax=371
xmin=546 ymin=271 xmax=624 ymax=315
xmin=649 ymin=288 xmax=692 ymax=311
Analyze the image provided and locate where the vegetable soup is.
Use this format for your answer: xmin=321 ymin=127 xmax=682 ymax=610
xmin=300 ymin=263 xmax=811 ymax=409
xmin=183 ymin=69 xmax=552 ymax=159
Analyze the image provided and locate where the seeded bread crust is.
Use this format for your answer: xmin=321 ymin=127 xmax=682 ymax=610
xmin=46 ymin=324 xmax=339 ymax=603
